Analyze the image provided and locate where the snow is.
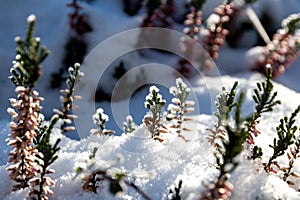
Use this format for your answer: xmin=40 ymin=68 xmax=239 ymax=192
xmin=0 ymin=0 xmax=300 ymax=199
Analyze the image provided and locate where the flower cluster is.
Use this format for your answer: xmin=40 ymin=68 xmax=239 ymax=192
xmin=177 ymin=8 xmax=203 ymax=76
xmin=254 ymin=14 xmax=300 ymax=77
xmin=7 ymin=87 xmax=43 ymax=190
xmin=203 ymin=3 xmax=234 ymax=60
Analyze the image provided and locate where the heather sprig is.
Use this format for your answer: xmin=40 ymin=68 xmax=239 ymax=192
xmin=90 ymin=108 xmax=115 ymax=135
xmin=30 ymin=116 xmax=60 ymax=200
xmin=264 ymin=105 xmax=300 ymax=174
xmin=123 ymin=115 xmax=136 ymax=134
xmin=177 ymin=2 xmax=203 ymax=76
xmin=254 ymin=14 xmax=300 ymax=77
xmin=202 ymin=83 xmax=247 ymax=200
xmin=6 ymin=15 xmax=48 ymax=191
xmin=167 ymin=78 xmax=194 ymax=141
xmin=7 ymin=87 xmax=43 ymax=190
xmin=282 ymin=137 xmax=300 ymax=187
xmin=54 ymin=63 xmax=84 ymax=133
xmin=203 ymin=2 xmax=234 ymax=59
xmin=9 ymin=15 xmax=49 ymax=88
xmin=247 ymin=66 xmax=281 ymax=145
xmin=143 ymin=86 xmax=166 ymax=140
xmin=205 ymin=81 xmax=238 ymax=150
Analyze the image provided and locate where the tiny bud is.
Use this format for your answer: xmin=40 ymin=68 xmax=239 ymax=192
xmin=14 ymin=36 xmax=21 ymax=42
xmin=27 ymin=14 xmax=36 ymax=23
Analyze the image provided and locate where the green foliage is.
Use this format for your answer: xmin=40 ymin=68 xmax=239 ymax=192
xmin=31 ymin=116 xmax=61 ymax=199
xmin=282 ymin=136 xmax=300 ymax=185
xmin=247 ymin=67 xmax=280 ymax=158
xmin=265 ymin=105 xmax=300 ymax=173
xmin=221 ymin=92 xmax=248 ymax=171
xmin=168 ymin=180 xmax=183 ymax=200
xmin=203 ymin=82 xmax=245 ymax=199
xmin=10 ymin=15 xmax=49 ymax=88
xmin=251 ymin=67 xmax=281 ymax=120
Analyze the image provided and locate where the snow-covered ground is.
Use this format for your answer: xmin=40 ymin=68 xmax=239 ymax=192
xmin=1 ymin=0 xmax=300 ymax=199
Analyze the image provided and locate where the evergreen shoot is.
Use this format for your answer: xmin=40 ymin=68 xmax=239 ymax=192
xmin=264 ymin=105 xmax=300 ymax=174
xmin=143 ymin=86 xmax=166 ymax=141
xmin=205 ymin=81 xmax=238 ymax=151
xmin=282 ymin=136 xmax=300 ymax=188
xmin=9 ymin=14 xmax=49 ymax=88
xmin=29 ymin=116 xmax=60 ymax=200
xmin=53 ymin=63 xmax=84 ymax=133
xmin=247 ymin=65 xmax=281 ymax=159
xmin=167 ymin=78 xmax=194 ymax=141
xmin=202 ymin=83 xmax=247 ymax=200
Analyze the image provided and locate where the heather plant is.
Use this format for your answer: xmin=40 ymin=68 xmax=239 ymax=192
xmin=123 ymin=115 xmax=136 ymax=134
xmin=203 ymin=67 xmax=281 ymax=199
xmin=30 ymin=63 xmax=84 ymax=200
xmin=246 ymin=66 xmax=281 ymax=160
xmin=67 ymin=0 xmax=93 ymax=35
xmin=81 ymin=168 xmax=153 ymax=200
xmin=90 ymin=108 xmax=115 ymax=135
xmin=29 ymin=115 xmax=60 ymax=200
xmin=177 ymin=0 xmax=204 ymax=76
xmin=264 ymin=105 xmax=300 ymax=174
xmin=167 ymin=78 xmax=194 ymax=141
xmin=6 ymin=15 xmax=85 ymax=200
xmin=7 ymin=14 xmax=48 ymax=191
xmin=143 ymin=86 xmax=167 ymax=141
xmin=205 ymin=81 xmax=238 ymax=153
xmin=54 ymin=63 xmax=84 ymax=132
xmin=202 ymin=84 xmax=247 ymax=200
xmin=203 ymin=1 xmax=234 ymax=60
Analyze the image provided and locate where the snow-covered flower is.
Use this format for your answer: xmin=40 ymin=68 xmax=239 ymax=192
xmin=91 ymin=108 xmax=114 ymax=135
